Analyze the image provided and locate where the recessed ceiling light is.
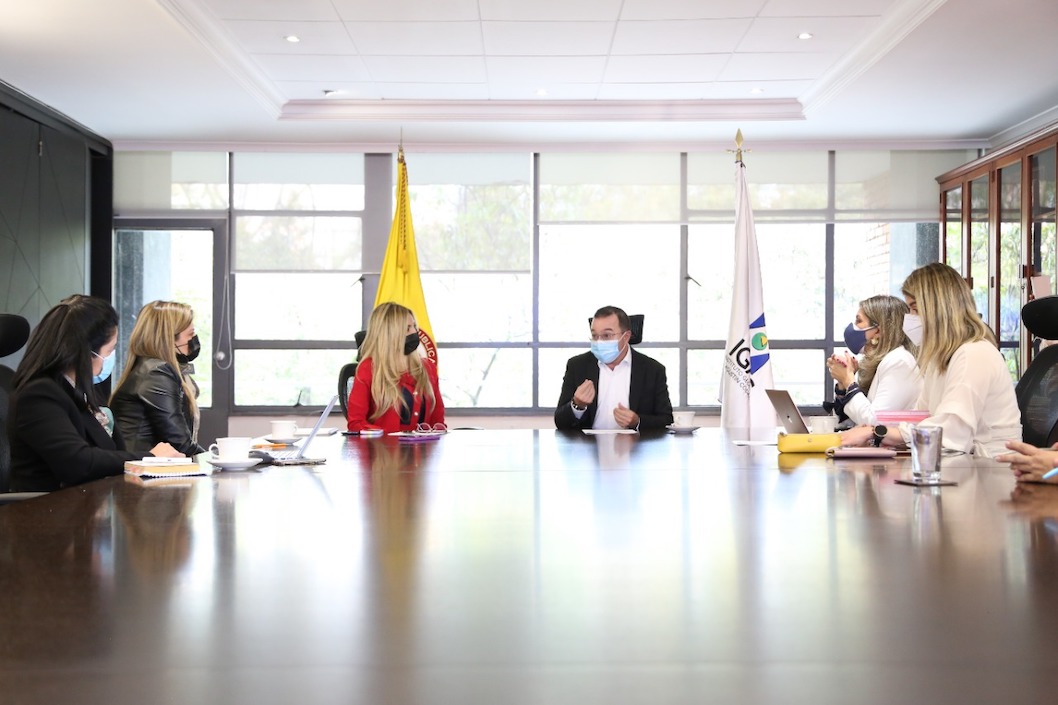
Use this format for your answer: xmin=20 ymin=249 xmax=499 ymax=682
xmin=284 ymin=35 xmax=301 ymax=43
xmin=750 ymin=87 xmax=765 ymax=94
xmin=535 ymin=88 xmax=548 ymax=97
xmin=322 ymin=89 xmax=339 ymax=97
xmin=797 ymin=32 xmax=813 ymax=40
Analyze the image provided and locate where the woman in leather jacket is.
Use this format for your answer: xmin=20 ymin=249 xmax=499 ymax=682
xmin=111 ymin=301 xmax=205 ymax=457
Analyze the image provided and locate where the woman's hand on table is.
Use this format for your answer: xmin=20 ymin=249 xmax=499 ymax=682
xmin=150 ymin=442 xmax=181 ymax=457
xmin=839 ymin=425 xmax=875 ymax=447
xmin=996 ymin=440 xmax=1058 ymax=483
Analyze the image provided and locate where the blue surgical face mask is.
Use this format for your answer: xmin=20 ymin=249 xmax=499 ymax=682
xmin=591 ymin=340 xmax=621 ymax=364
xmin=843 ymin=323 xmax=868 ymax=355
xmin=92 ymin=349 xmax=116 ymax=384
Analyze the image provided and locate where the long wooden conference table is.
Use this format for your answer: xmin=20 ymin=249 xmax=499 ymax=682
xmin=2 ymin=428 xmax=1057 ymax=704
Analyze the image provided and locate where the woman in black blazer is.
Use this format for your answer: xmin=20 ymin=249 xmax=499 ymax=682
xmin=6 ymin=295 xmax=179 ymax=492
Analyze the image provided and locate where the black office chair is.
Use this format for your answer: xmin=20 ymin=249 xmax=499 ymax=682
xmin=1016 ymin=296 xmax=1058 ymax=447
xmin=1 ymin=313 xmax=47 ymax=503
xmin=337 ymin=330 xmax=368 ymax=418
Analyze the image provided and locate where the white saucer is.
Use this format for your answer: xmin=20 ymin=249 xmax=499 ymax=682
xmin=210 ymin=457 xmax=264 ymax=471
xmin=264 ymin=437 xmax=299 ymax=444
xmin=667 ymin=425 xmax=699 ymax=435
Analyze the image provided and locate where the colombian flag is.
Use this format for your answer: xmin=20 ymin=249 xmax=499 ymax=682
xmin=375 ymin=148 xmax=437 ymax=364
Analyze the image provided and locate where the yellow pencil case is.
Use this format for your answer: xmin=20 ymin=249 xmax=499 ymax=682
xmin=777 ymin=432 xmax=842 ymax=453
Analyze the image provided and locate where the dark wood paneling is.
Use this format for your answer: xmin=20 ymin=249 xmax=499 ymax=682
xmin=37 ymin=123 xmax=88 ymax=307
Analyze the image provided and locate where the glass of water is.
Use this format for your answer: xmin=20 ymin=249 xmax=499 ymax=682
xmin=910 ymin=425 xmax=944 ymax=483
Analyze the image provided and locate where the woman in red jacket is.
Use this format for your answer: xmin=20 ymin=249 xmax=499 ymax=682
xmin=346 ymin=302 xmax=445 ymax=434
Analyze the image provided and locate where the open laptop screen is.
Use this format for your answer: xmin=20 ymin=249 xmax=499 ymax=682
xmin=764 ymin=389 xmax=810 ymax=434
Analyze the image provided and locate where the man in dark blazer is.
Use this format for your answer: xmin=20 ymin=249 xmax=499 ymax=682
xmin=554 ymin=306 xmax=673 ymax=431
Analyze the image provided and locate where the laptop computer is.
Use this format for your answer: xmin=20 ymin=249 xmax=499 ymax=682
xmin=252 ymin=394 xmax=339 ymax=466
xmin=765 ymin=389 xmax=811 ymax=434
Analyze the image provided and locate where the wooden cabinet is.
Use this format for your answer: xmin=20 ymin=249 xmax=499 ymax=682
xmin=938 ymin=128 xmax=1058 ymax=377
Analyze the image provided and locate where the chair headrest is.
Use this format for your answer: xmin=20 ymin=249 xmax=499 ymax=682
xmin=0 ymin=314 xmax=30 ymax=358
xmin=1022 ymin=296 xmax=1058 ymax=340
xmin=628 ymin=314 xmax=644 ymax=346
xmin=354 ymin=330 xmax=367 ymax=348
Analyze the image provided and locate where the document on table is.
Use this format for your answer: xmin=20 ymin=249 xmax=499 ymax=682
xmin=582 ymin=429 xmax=638 ymax=435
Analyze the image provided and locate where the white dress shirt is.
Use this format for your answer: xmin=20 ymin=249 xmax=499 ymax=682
xmin=593 ymin=354 xmax=632 ymax=430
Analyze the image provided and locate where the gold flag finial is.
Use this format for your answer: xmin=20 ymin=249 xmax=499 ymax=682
xmin=398 ymin=128 xmax=405 ymax=163
xmin=728 ymin=129 xmax=749 ymax=163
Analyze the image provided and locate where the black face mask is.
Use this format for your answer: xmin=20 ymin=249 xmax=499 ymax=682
xmin=404 ymin=332 xmax=420 ymax=356
xmin=177 ymin=334 xmax=201 ymax=364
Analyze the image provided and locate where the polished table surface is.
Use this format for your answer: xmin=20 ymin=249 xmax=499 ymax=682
xmin=2 ymin=429 xmax=1058 ymax=704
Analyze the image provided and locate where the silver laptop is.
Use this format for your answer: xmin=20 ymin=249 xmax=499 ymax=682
xmin=765 ymin=389 xmax=810 ymax=434
xmin=254 ymin=394 xmax=339 ymax=466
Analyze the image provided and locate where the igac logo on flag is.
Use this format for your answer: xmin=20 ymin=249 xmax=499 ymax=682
xmin=724 ymin=313 xmax=770 ymax=389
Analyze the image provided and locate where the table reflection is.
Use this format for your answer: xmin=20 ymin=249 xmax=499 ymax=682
xmin=0 ymin=491 xmax=113 ymax=664
xmin=4 ymin=429 xmax=1058 ymax=704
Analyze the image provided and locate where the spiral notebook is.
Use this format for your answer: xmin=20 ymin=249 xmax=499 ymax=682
xmin=124 ymin=457 xmax=209 ymax=478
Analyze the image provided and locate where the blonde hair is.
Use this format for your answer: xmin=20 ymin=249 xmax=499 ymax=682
xmin=112 ymin=301 xmax=199 ymax=420
xmin=901 ymin=262 xmax=992 ymax=374
xmin=857 ymin=295 xmax=915 ymax=393
xmin=360 ymin=302 xmax=435 ymax=422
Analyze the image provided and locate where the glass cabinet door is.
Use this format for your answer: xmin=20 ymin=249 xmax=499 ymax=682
xmin=969 ymin=175 xmax=990 ymax=323
xmin=998 ymin=162 xmax=1022 ymax=378
xmin=945 ymin=186 xmax=963 ymax=273
xmin=1030 ymin=147 xmax=1057 ymax=297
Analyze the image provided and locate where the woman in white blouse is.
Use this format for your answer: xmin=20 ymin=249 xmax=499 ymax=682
xmin=827 ymin=295 xmax=921 ymax=426
xmin=843 ymin=263 xmax=1021 ymax=456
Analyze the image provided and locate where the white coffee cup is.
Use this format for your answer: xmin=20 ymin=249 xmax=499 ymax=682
xmin=270 ymin=419 xmax=298 ymax=438
xmin=809 ymin=416 xmax=836 ymax=434
xmin=672 ymin=411 xmax=695 ymax=427
xmin=209 ymin=437 xmax=252 ymax=460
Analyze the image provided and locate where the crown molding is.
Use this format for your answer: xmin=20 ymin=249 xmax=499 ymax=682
xmin=989 ymin=105 xmax=1058 ymax=151
xmin=159 ymin=0 xmax=285 ymax=118
xmin=801 ymin=0 xmax=950 ymax=115
xmin=110 ymin=137 xmax=989 ymax=153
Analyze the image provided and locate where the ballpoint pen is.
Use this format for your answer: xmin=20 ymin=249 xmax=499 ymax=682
xmin=1042 ymin=467 xmax=1058 ymax=481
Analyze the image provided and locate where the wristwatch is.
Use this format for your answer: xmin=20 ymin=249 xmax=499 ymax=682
xmin=571 ymin=401 xmax=587 ymax=412
xmin=872 ymin=424 xmax=888 ymax=447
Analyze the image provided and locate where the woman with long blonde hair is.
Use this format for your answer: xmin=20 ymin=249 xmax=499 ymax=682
xmin=346 ymin=302 xmax=445 ymax=433
xmin=827 ymin=295 xmax=920 ymax=425
xmin=111 ymin=301 xmax=205 ymax=456
xmin=842 ymin=263 xmax=1020 ymax=456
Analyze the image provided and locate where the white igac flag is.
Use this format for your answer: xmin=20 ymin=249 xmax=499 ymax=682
xmin=720 ymin=160 xmax=776 ymax=441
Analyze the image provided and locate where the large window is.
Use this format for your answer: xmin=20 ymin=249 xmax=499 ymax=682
xmin=230 ymin=153 xmax=366 ymax=406
xmin=114 ymin=148 xmax=969 ymax=413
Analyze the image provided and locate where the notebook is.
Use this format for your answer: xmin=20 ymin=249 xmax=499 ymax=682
xmin=252 ymin=395 xmax=339 ymax=466
xmin=124 ymin=457 xmax=209 ymax=478
xmin=765 ymin=389 xmax=811 ymax=435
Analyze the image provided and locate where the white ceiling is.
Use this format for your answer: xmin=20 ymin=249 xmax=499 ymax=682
xmin=2 ymin=0 xmax=1058 ymax=151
